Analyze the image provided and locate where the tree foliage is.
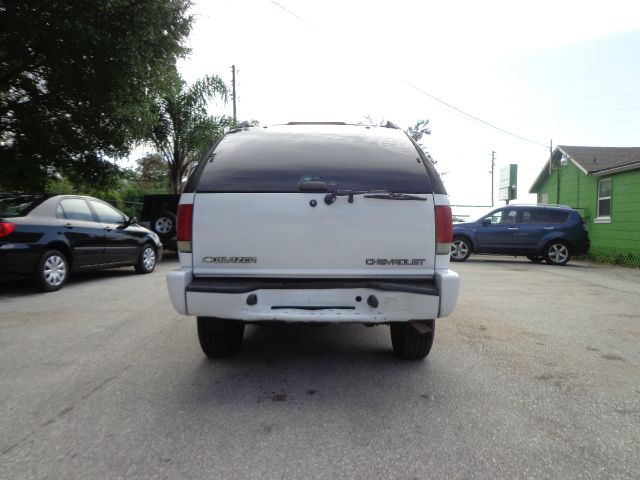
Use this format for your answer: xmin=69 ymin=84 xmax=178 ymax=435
xmin=405 ymin=118 xmax=444 ymax=175
xmin=147 ymin=75 xmax=231 ymax=194
xmin=0 ymin=0 xmax=193 ymax=191
xmin=405 ymin=119 xmax=431 ymax=144
xmin=137 ymin=153 xmax=170 ymax=192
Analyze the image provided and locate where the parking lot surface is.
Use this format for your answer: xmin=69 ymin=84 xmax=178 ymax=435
xmin=1 ymin=255 xmax=639 ymax=479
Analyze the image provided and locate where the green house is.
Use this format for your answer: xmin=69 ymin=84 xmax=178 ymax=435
xmin=530 ymin=146 xmax=640 ymax=267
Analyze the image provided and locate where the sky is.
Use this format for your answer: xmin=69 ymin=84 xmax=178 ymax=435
xmin=174 ymin=0 xmax=640 ymax=216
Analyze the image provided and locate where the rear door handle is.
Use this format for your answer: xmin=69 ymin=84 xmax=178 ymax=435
xmin=544 ymin=226 xmax=554 ymax=230
xmin=104 ymin=226 xmax=113 ymax=232
xmin=64 ymin=223 xmax=74 ymax=229
xmin=508 ymin=227 xmax=519 ymax=230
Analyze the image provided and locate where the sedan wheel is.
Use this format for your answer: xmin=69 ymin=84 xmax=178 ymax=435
xmin=450 ymin=237 xmax=471 ymax=262
xmin=135 ymin=244 xmax=157 ymax=274
xmin=34 ymin=250 xmax=69 ymax=292
xmin=544 ymin=242 xmax=571 ymax=266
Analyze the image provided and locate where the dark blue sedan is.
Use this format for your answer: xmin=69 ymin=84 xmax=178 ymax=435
xmin=450 ymin=204 xmax=590 ymax=266
xmin=0 ymin=193 xmax=163 ymax=291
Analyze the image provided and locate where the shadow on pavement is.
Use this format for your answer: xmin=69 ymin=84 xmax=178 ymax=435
xmin=176 ymin=323 xmax=435 ymax=409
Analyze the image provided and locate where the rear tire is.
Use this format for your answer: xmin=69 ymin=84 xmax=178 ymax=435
xmin=544 ymin=241 xmax=571 ymax=266
xmin=197 ymin=317 xmax=245 ymax=358
xmin=450 ymin=236 xmax=471 ymax=262
xmin=33 ymin=249 xmax=69 ymax=292
xmin=390 ymin=320 xmax=435 ymax=359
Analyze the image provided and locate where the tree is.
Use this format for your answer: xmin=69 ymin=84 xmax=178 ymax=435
xmin=137 ymin=153 xmax=170 ymax=192
xmin=0 ymin=0 xmax=193 ymax=191
xmin=405 ymin=119 xmax=444 ymax=175
xmin=405 ymin=119 xmax=431 ymax=143
xmin=147 ymin=75 xmax=231 ymax=194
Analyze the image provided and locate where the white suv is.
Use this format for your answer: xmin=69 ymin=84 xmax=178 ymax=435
xmin=167 ymin=122 xmax=460 ymax=359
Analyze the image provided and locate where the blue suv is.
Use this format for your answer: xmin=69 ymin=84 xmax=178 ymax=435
xmin=450 ymin=205 xmax=590 ymax=266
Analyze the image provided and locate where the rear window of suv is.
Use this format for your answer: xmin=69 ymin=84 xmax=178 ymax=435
xmin=191 ymin=125 xmax=442 ymax=194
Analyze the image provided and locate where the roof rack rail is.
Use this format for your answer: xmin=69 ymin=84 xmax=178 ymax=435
xmin=286 ymin=122 xmax=347 ymax=125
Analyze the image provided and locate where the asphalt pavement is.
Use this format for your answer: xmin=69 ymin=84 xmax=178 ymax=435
xmin=1 ymin=254 xmax=639 ymax=479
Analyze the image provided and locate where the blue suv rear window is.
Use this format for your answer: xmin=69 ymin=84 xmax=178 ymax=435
xmin=193 ymin=125 xmax=439 ymax=194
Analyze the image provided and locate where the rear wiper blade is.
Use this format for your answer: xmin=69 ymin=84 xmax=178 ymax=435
xmin=363 ymin=190 xmax=427 ymax=201
xmin=324 ymin=189 xmax=426 ymax=205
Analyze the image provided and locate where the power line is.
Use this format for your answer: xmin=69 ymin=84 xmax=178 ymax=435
xmin=264 ymin=0 xmax=549 ymax=150
xmin=267 ymin=0 xmax=315 ymax=27
xmin=403 ymin=81 xmax=549 ymax=148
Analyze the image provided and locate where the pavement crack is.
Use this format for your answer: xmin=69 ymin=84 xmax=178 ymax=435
xmin=80 ymin=365 xmax=131 ymax=401
xmin=40 ymin=406 xmax=74 ymax=427
xmin=1 ymin=443 xmax=19 ymax=456
xmin=2 ymin=364 xmax=132 ymax=458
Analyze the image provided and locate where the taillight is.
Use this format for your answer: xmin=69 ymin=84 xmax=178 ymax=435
xmin=435 ymin=205 xmax=452 ymax=255
xmin=0 ymin=221 xmax=16 ymax=238
xmin=176 ymin=204 xmax=193 ymax=253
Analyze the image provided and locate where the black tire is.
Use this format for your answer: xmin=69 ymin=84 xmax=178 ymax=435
xmin=450 ymin=236 xmax=472 ymax=262
xmin=543 ymin=241 xmax=571 ymax=266
xmin=151 ymin=211 xmax=176 ymax=239
xmin=135 ymin=243 xmax=157 ymax=274
xmin=33 ymin=249 xmax=69 ymax=292
xmin=390 ymin=320 xmax=435 ymax=359
xmin=526 ymin=255 xmax=544 ymax=263
xmin=197 ymin=317 xmax=245 ymax=358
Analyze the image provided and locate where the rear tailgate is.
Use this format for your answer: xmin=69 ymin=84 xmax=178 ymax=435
xmin=191 ymin=192 xmax=436 ymax=278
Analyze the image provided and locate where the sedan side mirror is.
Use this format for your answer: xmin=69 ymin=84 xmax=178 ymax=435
xmin=481 ymin=218 xmax=491 ymax=226
xmin=119 ymin=216 xmax=137 ymax=229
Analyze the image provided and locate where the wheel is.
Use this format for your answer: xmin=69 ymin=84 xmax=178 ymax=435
xmin=197 ymin=317 xmax=245 ymax=358
xmin=526 ymin=255 xmax=544 ymax=263
xmin=33 ymin=249 xmax=69 ymax=292
xmin=151 ymin=212 xmax=176 ymax=239
xmin=390 ymin=320 xmax=435 ymax=359
xmin=135 ymin=244 xmax=157 ymax=274
xmin=544 ymin=241 xmax=571 ymax=266
xmin=450 ymin=236 xmax=471 ymax=262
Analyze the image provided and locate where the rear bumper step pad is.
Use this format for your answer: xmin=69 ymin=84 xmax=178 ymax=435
xmin=186 ymin=277 xmax=439 ymax=296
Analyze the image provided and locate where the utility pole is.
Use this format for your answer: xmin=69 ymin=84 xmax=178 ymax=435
xmin=490 ymin=151 xmax=496 ymax=207
xmin=231 ymin=65 xmax=237 ymax=124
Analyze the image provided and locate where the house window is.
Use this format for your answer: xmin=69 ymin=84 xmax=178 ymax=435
xmin=596 ymin=178 xmax=612 ymax=223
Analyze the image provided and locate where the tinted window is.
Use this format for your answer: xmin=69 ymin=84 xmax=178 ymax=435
xmin=522 ymin=209 xmax=552 ymax=224
xmin=550 ymin=211 xmax=569 ymax=224
xmin=0 ymin=194 xmax=47 ymax=217
xmin=59 ymin=198 xmax=94 ymax=222
xmin=195 ymin=125 xmax=433 ymax=193
xmin=89 ymin=200 xmax=125 ymax=224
